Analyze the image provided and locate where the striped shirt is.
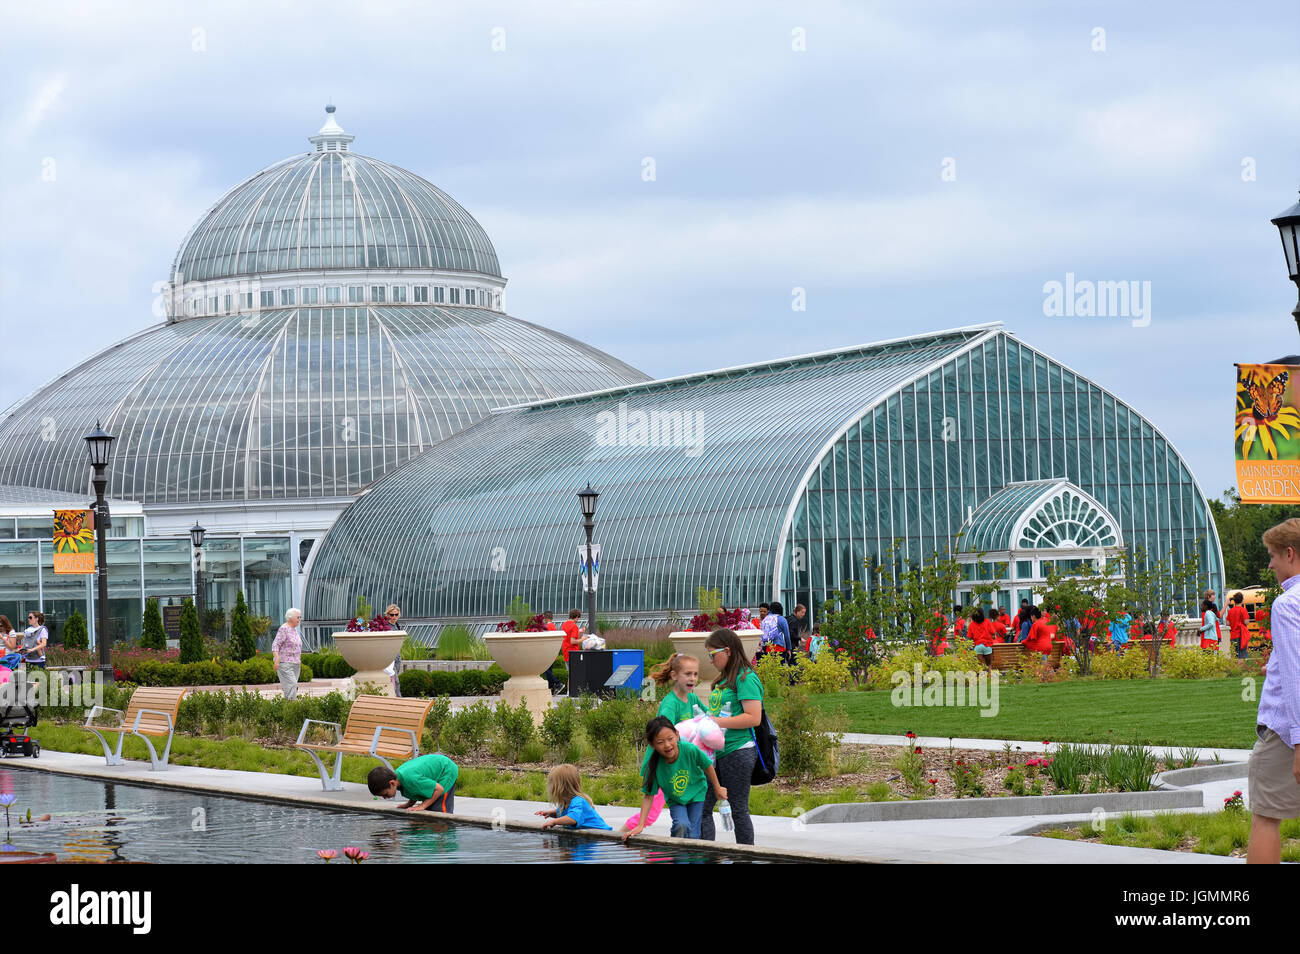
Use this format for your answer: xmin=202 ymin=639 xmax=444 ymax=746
xmin=1258 ymin=574 xmax=1300 ymax=745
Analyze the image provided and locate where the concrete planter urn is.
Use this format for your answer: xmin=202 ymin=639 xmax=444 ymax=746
xmin=483 ymin=632 xmax=563 ymax=725
xmin=333 ymin=631 xmax=407 ymax=696
xmin=668 ymin=630 xmax=763 ymax=699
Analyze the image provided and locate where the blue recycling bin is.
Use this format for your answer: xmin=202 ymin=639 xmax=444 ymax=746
xmin=609 ymin=649 xmax=644 ymax=697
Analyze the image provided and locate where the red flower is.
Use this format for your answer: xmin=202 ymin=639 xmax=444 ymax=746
xmin=914 ymin=746 xmax=922 ymax=755
xmin=928 ymin=778 xmax=937 ymax=785
xmin=905 ymin=731 xmax=916 ymax=739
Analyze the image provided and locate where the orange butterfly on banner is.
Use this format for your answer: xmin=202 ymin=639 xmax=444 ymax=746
xmin=1235 ymin=363 xmax=1300 ymax=504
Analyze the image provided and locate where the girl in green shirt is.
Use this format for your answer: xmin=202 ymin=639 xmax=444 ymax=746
xmin=700 ymin=628 xmax=764 ymax=845
xmin=623 ymin=716 xmax=726 ymax=842
xmin=653 ymin=652 xmax=708 ymax=724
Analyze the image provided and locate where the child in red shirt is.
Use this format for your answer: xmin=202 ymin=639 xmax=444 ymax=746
xmin=561 ymin=609 xmax=584 ymax=663
xmin=1226 ymin=595 xmax=1250 ymax=658
xmin=1156 ymin=612 xmax=1178 ymax=647
xmin=1023 ymin=608 xmax=1056 ymax=655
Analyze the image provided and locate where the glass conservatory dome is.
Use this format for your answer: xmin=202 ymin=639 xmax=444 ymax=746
xmin=0 ymin=108 xmax=649 ymax=504
xmin=171 ymin=107 xmax=501 ymax=284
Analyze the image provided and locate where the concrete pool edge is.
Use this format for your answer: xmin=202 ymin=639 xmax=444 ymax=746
xmin=5 ymin=753 xmax=871 ymax=864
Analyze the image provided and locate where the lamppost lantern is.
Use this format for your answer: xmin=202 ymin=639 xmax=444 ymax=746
xmin=1271 ymin=193 xmax=1300 ymax=335
xmin=82 ymin=421 xmax=115 ymax=467
xmin=578 ymin=483 xmax=600 ymax=519
xmin=190 ymin=522 xmax=206 ymax=627
xmin=577 ymin=483 xmax=600 ymax=636
xmin=82 ymin=421 xmax=116 ymax=684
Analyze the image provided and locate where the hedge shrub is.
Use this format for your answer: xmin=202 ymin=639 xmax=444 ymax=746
xmin=128 ymin=658 xmax=312 ymax=686
xmin=301 ymin=652 xmax=356 ymax=679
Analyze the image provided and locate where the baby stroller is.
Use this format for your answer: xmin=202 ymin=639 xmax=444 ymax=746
xmin=0 ymin=653 xmax=38 ymax=758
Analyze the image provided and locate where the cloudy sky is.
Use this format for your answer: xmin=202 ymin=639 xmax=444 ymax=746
xmin=1 ymin=0 xmax=1297 ymax=500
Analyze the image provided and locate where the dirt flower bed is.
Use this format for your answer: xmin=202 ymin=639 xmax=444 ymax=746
xmin=406 ymin=741 xmax=1167 ymax=802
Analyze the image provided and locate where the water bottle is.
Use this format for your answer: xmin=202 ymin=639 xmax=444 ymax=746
xmin=718 ymin=799 xmax=734 ymax=832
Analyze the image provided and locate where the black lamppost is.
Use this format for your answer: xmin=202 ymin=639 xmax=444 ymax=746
xmin=190 ymin=522 xmax=206 ymax=626
xmin=83 ymin=422 xmax=115 ymax=684
xmin=578 ymin=484 xmax=600 ymax=636
xmin=1271 ymin=194 xmax=1300 ymax=337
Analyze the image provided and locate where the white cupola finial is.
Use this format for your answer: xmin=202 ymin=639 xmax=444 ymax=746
xmin=309 ymin=104 xmax=355 ymax=152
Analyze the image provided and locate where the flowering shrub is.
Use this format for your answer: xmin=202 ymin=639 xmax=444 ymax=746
xmin=893 ymin=742 xmax=926 ymax=796
xmin=1223 ymin=790 xmax=1244 ymax=812
xmin=948 ymin=759 xmax=985 ymax=798
xmin=793 ymin=651 xmax=852 ymax=694
xmin=865 ymin=642 xmax=982 ymax=690
xmin=1090 ymin=645 xmax=1151 ymax=680
xmin=494 ymin=614 xmax=548 ymax=632
xmin=687 ymin=606 xmax=754 ymax=632
xmin=1158 ymin=645 xmax=1238 ymax=679
xmin=345 ymin=614 xmax=395 ymax=633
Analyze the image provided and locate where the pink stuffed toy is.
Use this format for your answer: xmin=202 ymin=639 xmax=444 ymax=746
xmin=674 ymin=715 xmax=725 ymax=760
xmin=624 ymin=788 xmax=666 ymax=830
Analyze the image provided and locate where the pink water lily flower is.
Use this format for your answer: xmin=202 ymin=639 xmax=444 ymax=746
xmin=316 ymin=849 xmax=338 ymax=862
xmin=343 ymin=846 xmax=369 ymax=863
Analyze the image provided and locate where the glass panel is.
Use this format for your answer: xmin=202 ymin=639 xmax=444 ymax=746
xmin=243 ymin=537 xmax=292 ymax=645
xmin=198 ymin=538 xmax=241 ymax=641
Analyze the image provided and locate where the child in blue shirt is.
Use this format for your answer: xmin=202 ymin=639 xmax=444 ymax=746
xmin=536 ymin=764 xmax=612 ymax=831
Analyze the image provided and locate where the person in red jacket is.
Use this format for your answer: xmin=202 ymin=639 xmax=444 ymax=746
xmin=1023 ymin=606 xmax=1056 ymax=655
xmin=951 ymin=605 xmax=967 ymax=642
xmin=1226 ymin=593 xmax=1250 ymax=659
xmin=988 ymin=609 xmax=1009 ymax=643
xmin=561 ymin=609 xmax=584 ymax=661
xmin=1157 ymin=611 xmax=1178 ymax=647
xmin=967 ymin=608 xmax=995 ymax=666
xmin=927 ymin=609 xmax=949 ymax=655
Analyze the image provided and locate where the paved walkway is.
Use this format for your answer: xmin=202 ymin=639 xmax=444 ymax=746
xmin=10 ymin=748 xmax=1248 ymax=863
xmin=841 ymin=732 xmax=1254 ymax=763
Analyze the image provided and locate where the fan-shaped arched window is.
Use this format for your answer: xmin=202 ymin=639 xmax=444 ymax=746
xmin=1016 ymin=489 xmax=1119 ymax=549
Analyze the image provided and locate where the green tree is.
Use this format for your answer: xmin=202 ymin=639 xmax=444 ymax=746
xmin=229 ymin=589 xmax=256 ymax=661
xmin=63 ymin=608 xmax=89 ymax=651
xmin=140 ymin=598 xmax=166 ymax=650
xmin=1210 ymin=489 xmax=1295 ymax=588
xmin=179 ymin=597 xmax=203 ymax=663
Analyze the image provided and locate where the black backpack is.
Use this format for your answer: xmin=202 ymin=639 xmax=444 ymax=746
xmin=750 ymin=708 xmax=779 ymax=785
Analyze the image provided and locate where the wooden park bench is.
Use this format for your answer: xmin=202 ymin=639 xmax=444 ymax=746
xmin=83 ymin=687 xmax=189 ymax=771
xmin=295 ymin=695 xmax=437 ymax=791
xmin=990 ymin=642 xmax=1026 ymax=670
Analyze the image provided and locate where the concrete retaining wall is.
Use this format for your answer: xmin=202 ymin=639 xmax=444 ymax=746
xmin=1154 ymin=762 xmax=1249 ymax=788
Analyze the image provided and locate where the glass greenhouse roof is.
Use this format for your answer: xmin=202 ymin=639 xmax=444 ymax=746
xmin=957 ymin=479 xmax=1123 ymax=553
xmin=172 ymin=140 xmax=501 ymax=282
xmin=0 ymin=307 xmax=648 ymax=504
xmin=304 ymin=325 xmax=997 ymax=622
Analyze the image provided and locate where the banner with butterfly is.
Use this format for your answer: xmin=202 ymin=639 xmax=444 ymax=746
xmin=52 ymin=509 xmax=96 ymax=574
xmin=1235 ymin=363 xmax=1300 ymax=504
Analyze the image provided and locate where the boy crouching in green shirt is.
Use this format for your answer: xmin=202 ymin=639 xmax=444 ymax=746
xmin=368 ymin=753 xmax=459 ymax=813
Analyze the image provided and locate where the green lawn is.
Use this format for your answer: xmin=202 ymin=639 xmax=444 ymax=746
xmin=811 ymin=677 xmax=1260 ymax=749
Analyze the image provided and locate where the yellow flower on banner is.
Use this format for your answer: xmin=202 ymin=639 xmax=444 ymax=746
xmin=1236 ymin=367 xmax=1300 ymax=461
xmin=52 ymin=510 xmax=94 ymax=554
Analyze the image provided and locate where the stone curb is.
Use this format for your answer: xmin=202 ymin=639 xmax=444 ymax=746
xmin=1153 ymin=763 xmax=1249 ymax=788
xmin=801 ymin=787 xmax=1203 ymax=824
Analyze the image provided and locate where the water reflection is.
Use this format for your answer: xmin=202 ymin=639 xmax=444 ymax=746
xmin=2 ymin=769 xmax=767 ymax=864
